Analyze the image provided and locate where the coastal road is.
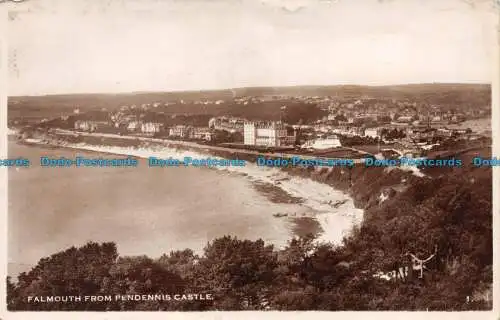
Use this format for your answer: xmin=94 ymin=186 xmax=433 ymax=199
xmin=52 ymin=129 xmax=369 ymax=164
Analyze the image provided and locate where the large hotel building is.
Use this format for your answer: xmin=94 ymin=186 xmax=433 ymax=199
xmin=243 ymin=121 xmax=295 ymax=147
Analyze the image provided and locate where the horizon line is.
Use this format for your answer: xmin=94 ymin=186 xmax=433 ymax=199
xmin=8 ymin=81 xmax=492 ymax=98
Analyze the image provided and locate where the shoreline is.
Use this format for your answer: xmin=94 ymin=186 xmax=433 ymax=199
xmin=13 ymin=129 xmax=437 ymax=206
xmin=12 ymin=135 xmax=365 ymax=247
xmin=12 ymin=134 xmax=363 ymax=238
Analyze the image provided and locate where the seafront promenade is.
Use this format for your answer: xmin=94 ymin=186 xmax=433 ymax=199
xmin=51 ymin=129 xmax=370 ymax=164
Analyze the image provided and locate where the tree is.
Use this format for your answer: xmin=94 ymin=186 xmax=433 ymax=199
xmin=9 ymin=242 xmax=118 ymax=311
xmin=157 ymin=249 xmax=199 ymax=283
xmin=6 ymin=150 xmax=493 ymax=311
xmin=103 ymin=255 xmax=186 ymax=311
xmin=192 ymin=236 xmax=278 ymax=310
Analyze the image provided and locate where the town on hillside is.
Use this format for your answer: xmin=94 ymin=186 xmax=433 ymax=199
xmin=11 ymin=89 xmax=491 ymax=160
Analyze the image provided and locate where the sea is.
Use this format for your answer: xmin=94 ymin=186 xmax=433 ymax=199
xmin=446 ymin=118 xmax=491 ymax=134
xmin=7 ymin=139 xmax=363 ymax=278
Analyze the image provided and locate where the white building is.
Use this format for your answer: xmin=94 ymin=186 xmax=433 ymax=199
xmin=169 ymin=125 xmax=190 ymax=138
xmin=302 ymin=135 xmax=342 ymax=150
xmin=396 ymin=116 xmax=413 ymax=123
xmin=208 ymin=117 xmax=217 ymax=128
xmin=190 ymin=127 xmax=214 ymax=141
xmin=209 ymin=116 xmax=245 ymax=133
xmin=141 ymin=122 xmax=164 ymax=134
xmin=74 ymin=120 xmax=108 ymax=132
xmin=127 ymin=121 xmax=141 ymax=132
xmin=244 ymin=121 xmax=293 ymax=147
xmin=74 ymin=120 xmax=97 ymax=132
xmin=364 ymin=128 xmax=381 ymax=138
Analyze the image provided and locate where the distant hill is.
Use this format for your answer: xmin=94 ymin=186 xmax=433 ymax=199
xmin=8 ymin=83 xmax=491 ymax=125
xmin=230 ymin=83 xmax=491 ymax=98
xmin=9 ymin=83 xmax=491 ymax=104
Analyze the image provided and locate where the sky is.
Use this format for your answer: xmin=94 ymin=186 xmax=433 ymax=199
xmin=6 ymin=0 xmax=498 ymax=96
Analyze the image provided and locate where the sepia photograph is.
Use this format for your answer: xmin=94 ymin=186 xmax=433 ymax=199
xmin=2 ymin=0 xmax=498 ymax=314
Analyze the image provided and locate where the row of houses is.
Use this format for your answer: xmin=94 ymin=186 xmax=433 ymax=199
xmin=321 ymin=107 xmax=479 ymax=129
xmin=124 ymin=121 xmax=164 ymax=134
xmin=74 ymin=120 xmax=214 ymax=141
xmin=74 ymin=120 xmax=109 ymax=132
xmin=74 ymin=115 xmax=480 ymax=151
xmin=310 ymin=123 xmax=474 ymax=140
xmin=169 ymin=125 xmax=214 ymax=140
xmin=208 ymin=117 xmax=245 ymax=133
xmin=74 ymin=120 xmax=163 ymax=134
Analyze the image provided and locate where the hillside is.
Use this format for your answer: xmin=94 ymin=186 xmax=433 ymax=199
xmin=231 ymin=83 xmax=491 ymax=100
xmin=7 ymin=146 xmax=492 ymax=311
xmin=8 ymin=83 xmax=491 ymax=111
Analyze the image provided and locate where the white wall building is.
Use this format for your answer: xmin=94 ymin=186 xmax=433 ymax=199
xmin=244 ymin=121 xmax=293 ymax=147
xmin=127 ymin=121 xmax=141 ymax=132
xmin=74 ymin=120 xmax=97 ymax=132
xmin=141 ymin=122 xmax=164 ymax=134
xmin=364 ymin=128 xmax=381 ymax=138
xmin=243 ymin=122 xmax=256 ymax=145
xmin=169 ymin=125 xmax=190 ymax=138
xmin=209 ymin=116 xmax=245 ymax=133
xmin=302 ymin=135 xmax=342 ymax=149
xmin=190 ymin=127 xmax=214 ymax=141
